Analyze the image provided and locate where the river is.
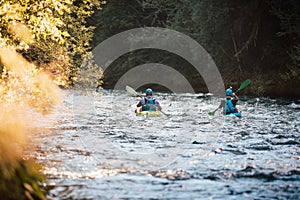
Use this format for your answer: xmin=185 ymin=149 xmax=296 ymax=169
xmin=26 ymin=89 xmax=299 ymax=199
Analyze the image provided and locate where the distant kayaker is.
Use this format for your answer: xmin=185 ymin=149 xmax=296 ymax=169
xmin=223 ymin=87 xmax=241 ymax=118
xmin=135 ymin=88 xmax=162 ymax=113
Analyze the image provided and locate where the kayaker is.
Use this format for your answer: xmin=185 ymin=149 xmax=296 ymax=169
xmin=223 ymin=87 xmax=241 ymax=118
xmin=135 ymin=88 xmax=162 ymax=113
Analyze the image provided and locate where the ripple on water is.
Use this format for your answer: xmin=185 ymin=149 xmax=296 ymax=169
xmin=26 ymin=90 xmax=300 ymax=199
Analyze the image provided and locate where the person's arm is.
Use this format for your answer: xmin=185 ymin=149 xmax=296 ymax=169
xmin=155 ymin=100 xmax=162 ymax=111
xmin=232 ymin=93 xmax=239 ymax=100
xmin=137 ymin=98 xmax=145 ymax=107
xmin=135 ymin=100 xmax=143 ymax=113
xmin=157 ymin=104 xmax=162 ymax=111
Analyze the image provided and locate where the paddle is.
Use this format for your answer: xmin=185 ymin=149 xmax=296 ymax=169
xmin=208 ymin=106 xmax=221 ymax=116
xmin=208 ymin=79 xmax=251 ymax=115
xmin=126 ymin=85 xmax=141 ymax=97
xmin=235 ymin=79 xmax=251 ymax=93
xmin=125 ymin=85 xmax=170 ymax=117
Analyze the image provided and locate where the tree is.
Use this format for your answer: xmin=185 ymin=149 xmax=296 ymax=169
xmin=0 ymin=0 xmax=106 ymax=86
xmin=93 ymin=0 xmax=300 ymax=97
xmin=0 ymin=0 xmax=105 ymax=198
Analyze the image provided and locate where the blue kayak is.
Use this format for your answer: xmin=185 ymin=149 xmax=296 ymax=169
xmin=226 ymin=112 xmax=242 ymax=118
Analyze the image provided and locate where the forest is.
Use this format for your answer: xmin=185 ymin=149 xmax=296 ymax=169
xmin=1 ymin=0 xmax=299 ymax=97
xmin=93 ymin=0 xmax=300 ymax=98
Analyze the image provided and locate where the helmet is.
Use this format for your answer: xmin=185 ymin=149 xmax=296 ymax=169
xmin=145 ymin=88 xmax=153 ymax=95
xmin=226 ymin=88 xmax=233 ymax=96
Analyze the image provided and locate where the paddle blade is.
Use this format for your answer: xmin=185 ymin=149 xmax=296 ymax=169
xmin=208 ymin=111 xmax=215 ymax=115
xmin=126 ymin=85 xmax=139 ymax=96
xmin=208 ymin=108 xmax=218 ymax=115
xmin=238 ymin=79 xmax=251 ymax=91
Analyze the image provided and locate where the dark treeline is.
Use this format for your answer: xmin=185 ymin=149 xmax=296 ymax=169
xmin=91 ymin=0 xmax=300 ymax=98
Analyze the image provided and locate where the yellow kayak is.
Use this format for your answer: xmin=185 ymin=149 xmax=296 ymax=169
xmin=136 ymin=111 xmax=161 ymax=117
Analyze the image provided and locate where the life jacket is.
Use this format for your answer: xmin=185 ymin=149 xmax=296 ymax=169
xmin=225 ymin=98 xmax=237 ymax=114
xmin=142 ymin=97 xmax=156 ymax=111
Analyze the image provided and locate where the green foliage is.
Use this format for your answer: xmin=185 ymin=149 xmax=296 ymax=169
xmin=267 ymin=0 xmax=300 ymax=37
xmin=0 ymin=0 xmax=105 ymax=198
xmin=280 ymin=46 xmax=300 ymax=81
xmin=0 ymin=160 xmax=45 ymax=200
xmin=0 ymin=0 xmax=106 ymax=86
xmin=94 ymin=0 xmax=299 ymax=97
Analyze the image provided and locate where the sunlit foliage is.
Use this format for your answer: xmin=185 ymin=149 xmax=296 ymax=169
xmin=0 ymin=0 xmax=106 ymax=86
xmin=0 ymin=0 xmax=105 ymax=199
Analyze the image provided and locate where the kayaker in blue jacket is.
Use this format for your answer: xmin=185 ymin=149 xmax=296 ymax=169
xmin=135 ymin=88 xmax=162 ymax=113
xmin=224 ymin=87 xmax=241 ymax=118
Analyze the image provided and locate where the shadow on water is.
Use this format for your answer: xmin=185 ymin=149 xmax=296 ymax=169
xmin=27 ymin=90 xmax=300 ymax=199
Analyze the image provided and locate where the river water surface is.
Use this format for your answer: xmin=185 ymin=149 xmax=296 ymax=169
xmin=27 ymin=90 xmax=299 ymax=199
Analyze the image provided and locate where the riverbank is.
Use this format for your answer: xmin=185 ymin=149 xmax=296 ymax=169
xmin=102 ymin=74 xmax=300 ymax=100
